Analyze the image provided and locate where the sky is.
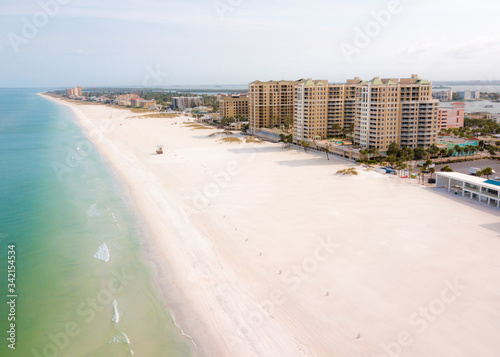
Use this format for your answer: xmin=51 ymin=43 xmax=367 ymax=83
xmin=0 ymin=0 xmax=499 ymax=87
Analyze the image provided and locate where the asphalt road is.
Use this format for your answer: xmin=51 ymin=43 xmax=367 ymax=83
xmin=435 ymin=159 xmax=500 ymax=178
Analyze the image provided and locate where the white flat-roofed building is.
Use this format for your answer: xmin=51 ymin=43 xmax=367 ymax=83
xmin=432 ymin=89 xmax=453 ymax=101
xmin=486 ymin=113 xmax=500 ymax=124
xmin=435 ymin=172 xmax=500 ymax=208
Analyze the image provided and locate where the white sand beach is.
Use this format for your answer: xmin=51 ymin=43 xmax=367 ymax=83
xmin=42 ymin=95 xmax=500 ymax=357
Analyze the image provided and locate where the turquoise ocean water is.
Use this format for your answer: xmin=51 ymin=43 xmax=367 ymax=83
xmin=0 ymin=89 xmax=193 ymax=356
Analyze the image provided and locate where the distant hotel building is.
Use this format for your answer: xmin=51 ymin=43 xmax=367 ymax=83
xmin=432 ymin=89 xmax=453 ymax=101
xmin=219 ymin=94 xmax=249 ymax=119
xmin=439 ymin=102 xmax=465 ymax=129
xmin=458 ymin=90 xmax=480 ymax=100
xmin=249 ymin=74 xmax=439 ymax=151
xmin=171 ymin=97 xmax=202 ymax=110
xmin=65 ymin=86 xmax=82 ymax=97
xmin=115 ymin=93 xmax=140 ymax=106
xmin=130 ymin=98 xmax=156 ymax=108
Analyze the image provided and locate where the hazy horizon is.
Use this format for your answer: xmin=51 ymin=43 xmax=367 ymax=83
xmin=1 ymin=0 xmax=499 ymax=87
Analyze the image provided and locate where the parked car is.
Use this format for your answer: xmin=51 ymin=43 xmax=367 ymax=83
xmin=469 ymin=167 xmax=480 ymax=175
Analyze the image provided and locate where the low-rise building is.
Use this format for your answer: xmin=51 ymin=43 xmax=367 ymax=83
xmin=139 ymin=99 xmax=156 ymax=109
xmin=252 ymin=128 xmax=285 ymax=143
xmin=219 ymin=94 xmax=249 ymax=120
xmin=467 ymin=112 xmax=490 ymax=119
xmin=115 ymin=94 xmax=140 ymax=106
xmin=439 ymin=102 xmax=465 ymax=129
xmin=436 ymin=172 xmax=500 ymax=208
xmin=130 ymin=98 xmax=144 ymax=107
xmin=486 ymin=113 xmax=500 ymax=123
xmin=432 ymin=89 xmax=453 ymax=101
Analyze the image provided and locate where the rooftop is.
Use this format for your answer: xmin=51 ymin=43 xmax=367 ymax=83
xmin=436 ymin=172 xmax=500 ymax=191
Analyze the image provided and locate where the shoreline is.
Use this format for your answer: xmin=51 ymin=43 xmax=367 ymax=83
xmin=39 ymin=93 xmax=206 ymax=355
xmin=40 ymin=93 xmax=500 ymax=357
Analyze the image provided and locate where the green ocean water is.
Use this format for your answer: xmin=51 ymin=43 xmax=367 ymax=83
xmin=0 ymin=89 xmax=193 ymax=356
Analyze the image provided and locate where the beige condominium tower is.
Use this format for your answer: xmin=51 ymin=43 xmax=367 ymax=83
xmin=398 ymin=75 xmax=439 ymax=148
xmin=249 ymin=75 xmax=438 ymax=151
xmin=294 ymin=79 xmax=329 ymax=142
xmin=248 ymin=80 xmax=299 ymax=132
xmin=342 ymin=74 xmax=439 ymax=151
xmin=219 ymin=94 xmax=249 ymax=120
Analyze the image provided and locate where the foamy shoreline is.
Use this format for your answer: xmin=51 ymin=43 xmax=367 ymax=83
xmin=40 ymin=93 xmax=500 ymax=357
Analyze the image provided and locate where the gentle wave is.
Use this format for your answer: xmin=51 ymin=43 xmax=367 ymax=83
xmin=93 ymin=243 xmax=110 ymax=262
xmin=111 ymin=211 xmax=121 ymax=230
xmin=87 ymin=203 xmax=102 ymax=217
xmin=109 ymin=331 xmax=129 ymax=344
xmin=109 ymin=331 xmax=134 ymax=355
xmin=112 ymin=299 xmax=120 ymax=323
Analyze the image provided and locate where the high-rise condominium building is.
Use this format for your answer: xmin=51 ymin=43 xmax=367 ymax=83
xmin=294 ymin=79 xmax=329 ymax=142
xmin=398 ymin=76 xmax=439 ymax=148
xmin=248 ymin=80 xmax=298 ymax=132
xmin=219 ymin=94 xmax=249 ymax=119
xmin=65 ymin=86 xmax=82 ymax=97
xmin=249 ymin=75 xmax=439 ymax=151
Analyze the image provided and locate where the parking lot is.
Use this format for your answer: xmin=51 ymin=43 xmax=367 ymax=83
xmin=435 ymin=159 xmax=500 ymax=178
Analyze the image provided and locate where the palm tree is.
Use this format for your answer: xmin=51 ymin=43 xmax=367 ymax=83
xmin=279 ymin=134 xmax=287 ymax=147
xmin=341 ymin=128 xmax=347 ymax=139
xmin=279 ymin=134 xmax=293 ymax=148
xmin=348 ymin=124 xmax=355 ymax=142
xmin=269 ymin=115 xmax=275 ymax=129
xmin=482 ymin=167 xmax=494 ymax=179
xmin=360 ymin=149 xmax=370 ymax=160
xmin=324 ymin=146 xmax=330 ymax=160
xmin=387 ymin=154 xmax=397 ymax=167
xmin=301 ymin=140 xmax=310 ymax=153
xmin=398 ymin=162 xmax=407 ymax=177
xmin=332 ymin=124 xmax=341 ymax=137
xmin=420 ymin=167 xmax=426 ymax=185
xmin=429 ymin=167 xmax=435 ymax=179
xmin=408 ymin=164 xmax=413 ymax=179
xmin=427 ymin=144 xmax=439 ymax=158
xmin=370 ymin=147 xmax=380 ymax=159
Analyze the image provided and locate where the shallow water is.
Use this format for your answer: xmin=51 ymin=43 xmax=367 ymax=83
xmin=0 ymin=89 xmax=193 ymax=356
